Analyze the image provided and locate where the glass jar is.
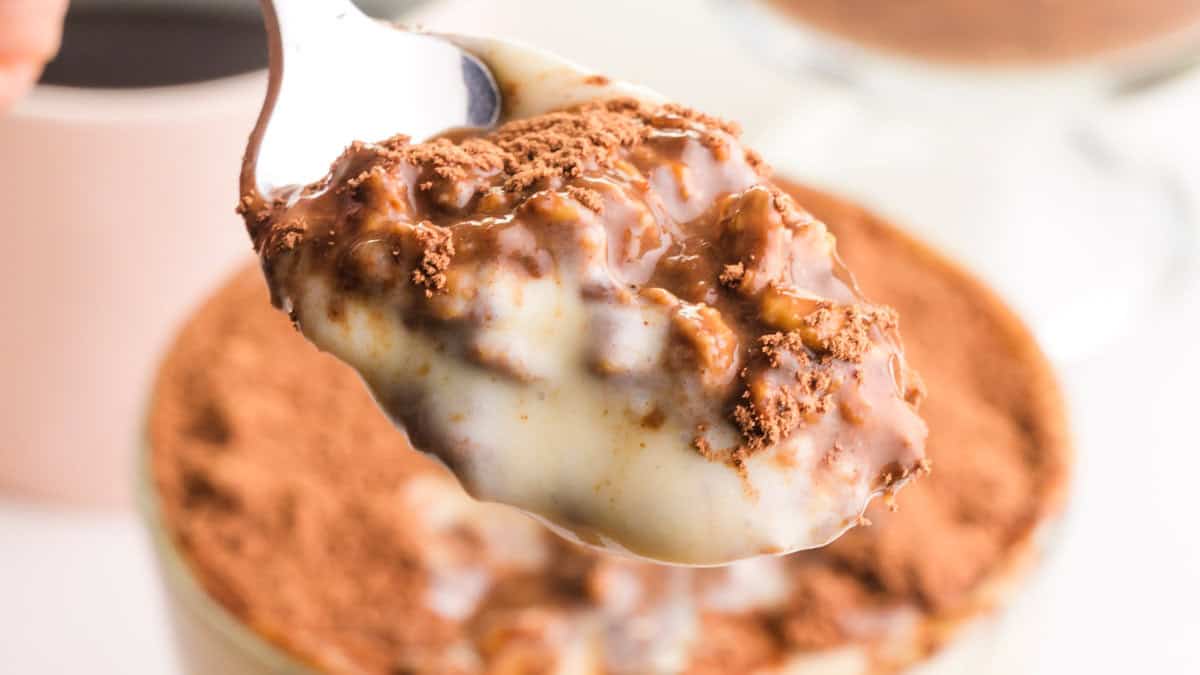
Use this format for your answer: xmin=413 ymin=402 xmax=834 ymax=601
xmin=140 ymin=433 xmax=1064 ymax=675
xmin=139 ymin=448 xmax=316 ymax=674
xmin=137 ymin=222 xmax=1069 ymax=675
xmin=716 ymin=0 xmax=1200 ymax=361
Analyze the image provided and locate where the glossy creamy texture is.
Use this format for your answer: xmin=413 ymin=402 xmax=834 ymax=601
xmin=244 ymin=102 xmax=926 ymax=564
xmin=298 ymin=272 xmax=878 ymax=563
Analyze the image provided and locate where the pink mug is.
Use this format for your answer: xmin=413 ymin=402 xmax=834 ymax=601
xmin=0 ymin=70 xmax=263 ymax=508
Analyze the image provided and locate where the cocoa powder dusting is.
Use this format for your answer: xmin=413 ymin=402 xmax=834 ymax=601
xmin=359 ymin=98 xmax=722 ymax=199
xmin=731 ymin=360 xmax=833 ymax=454
xmin=410 ymin=224 xmax=454 ymax=296
xmin=155 ymin=183 xmax=1068 ymax=673
xmin=565 ymin=185 xmax=604 ymax=213
xmin=149 ymin=272 xmax=465 ymax=672
xmin=251 ymin=98 xmax=740 ymax=293
xmin=717 ymin=262 xmax=746 ymax=290
xmin=803 ymin=304 xmax=897 ymax=363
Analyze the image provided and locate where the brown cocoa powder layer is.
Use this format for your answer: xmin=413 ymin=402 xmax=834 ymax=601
xmin=768 ymin=0 xmax=1200 ymax=64
xmin=150 ymin=183 xmax=1069 ymax=674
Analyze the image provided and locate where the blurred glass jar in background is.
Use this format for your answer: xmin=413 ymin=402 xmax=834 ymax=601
xmin=0 ymin=0 xmax=425 ymax=508
xmin=718 ymin=0 xmax=1200 ymax=360
xmin=760 ymin=0 xmax=1200 ymax=66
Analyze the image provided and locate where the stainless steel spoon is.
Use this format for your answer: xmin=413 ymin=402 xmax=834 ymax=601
xmin=236 ymin=0 xmax=929 ymax=567
xmin=241 ymin=0 xmax=663 ymax=204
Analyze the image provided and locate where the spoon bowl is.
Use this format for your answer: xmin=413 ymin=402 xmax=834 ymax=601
xmin=242 ymin=0 xmax=664 ymax=205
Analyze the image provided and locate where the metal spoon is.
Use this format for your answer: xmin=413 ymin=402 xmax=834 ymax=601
xmin=241 ymin=0 xmax=664 ymax=204
xmin=236 ymin=1 xmax=933 ymax=567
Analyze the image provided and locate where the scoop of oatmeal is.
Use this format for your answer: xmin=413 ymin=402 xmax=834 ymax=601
xmin=238 ymin=99 xmax=927 ymax=564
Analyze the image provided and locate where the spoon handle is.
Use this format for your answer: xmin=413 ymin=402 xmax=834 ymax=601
xmin=263 ymin=0 xmax=370 ymax=46
xmin=242 ymin=0 xmax=501 ymax=204
xmin=242 ymin=0 xmax=370 ymax=206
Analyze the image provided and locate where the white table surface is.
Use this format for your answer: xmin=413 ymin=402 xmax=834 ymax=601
xmin=3 ymin=0 xmax=1199 ymax=672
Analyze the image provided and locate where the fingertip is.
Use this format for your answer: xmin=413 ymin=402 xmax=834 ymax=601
xmin=0 ymin=61 xmax=42 ymax=113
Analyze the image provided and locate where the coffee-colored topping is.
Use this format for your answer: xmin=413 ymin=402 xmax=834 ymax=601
xmin=411 ymin=224 xmax=454 ymax=296
xmin=732 ymin=341 xmax=833 ymax=452
xmin=767 ymin=0 xmax=1200 ymax=64
xmin=717 ymin=261 xmax=746 ymax=288
xmin=564 ymin=185 xmax=604 ymax=213
xmin=803 ymin=303 xmax=897 ymax=363
xmin=153 ymin=182 xmax=1069 ymax=674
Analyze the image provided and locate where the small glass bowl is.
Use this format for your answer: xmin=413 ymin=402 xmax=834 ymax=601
xmin=139 ymin=433 xmax=1061 ymax=675
xmin=137 ymin=438 xmax=315 ymax=674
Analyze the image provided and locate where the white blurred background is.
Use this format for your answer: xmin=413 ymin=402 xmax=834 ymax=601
xmin=1 ymin=0 xmax=1198 ymax=672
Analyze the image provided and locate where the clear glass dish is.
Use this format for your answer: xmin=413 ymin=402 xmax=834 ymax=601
xmin=138 ymin=425 xmax=1065 ymax=675
xmin=137 ymin=206 xmax=1072 ymax=673
xmin=137 ymin=442 xmax=316 ymax=675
